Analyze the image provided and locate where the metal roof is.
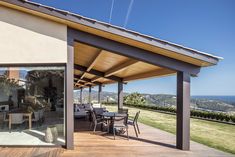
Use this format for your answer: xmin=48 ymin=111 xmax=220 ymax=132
xmin=0 ymin=0 xmax=223 ymax=65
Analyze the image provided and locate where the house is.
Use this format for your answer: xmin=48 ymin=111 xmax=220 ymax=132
xmin=0 ymin=0 xmax=221 ymax=150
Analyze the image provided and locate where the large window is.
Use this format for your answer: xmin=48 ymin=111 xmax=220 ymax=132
xmin=0 ymin=66 xmax=65 ymax=146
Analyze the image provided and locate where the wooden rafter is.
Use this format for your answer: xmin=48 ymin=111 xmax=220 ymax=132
xmin=123 ymin=68 xmax=175 ymax=82
xmin=91 ymin=76 xmax=101 ymax=82
xmin=74 ymin=64 xmax=122 ymax=82
xmin=87 ymin=50 xmax=103 ymax=71
xmin=74 ymin=74 xmax=102 ymax=85
xmin=77 ymin=50 xmax=103 ymax=83
xmin=105 ymin=59 xmax=138 ymax=77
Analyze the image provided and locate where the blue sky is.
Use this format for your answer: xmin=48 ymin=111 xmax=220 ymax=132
xmin=32 ymin=0 xmax=235 ymax=96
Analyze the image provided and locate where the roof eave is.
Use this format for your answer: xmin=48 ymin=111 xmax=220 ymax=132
xmin=0 ymin=0 xmax=222 ymax=66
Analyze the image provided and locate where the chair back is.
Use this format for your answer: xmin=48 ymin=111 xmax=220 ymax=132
xmin=39 ymin=109 xmax=44 ymax=119
xmin=114 ymin=113 xmax=128 ymax=126
xmin=84 ymin=104 xmax=93 ymax=111
xmin=93 ymin=108 xmax=105 ymax=116
xmin=0 ymin=105 xmax=9 ymax=112
xmin=118 ymin=108 xmax=128 ymax=114
xmin=133 ymin=111 xmax=140 ymax=123
xmin=33 ymin=111 xmax=40 ymax=121
xmin=11 ymin=113 xmax=24 ymax=124
xmin=0 ymin=106 xmax=5 ymax=112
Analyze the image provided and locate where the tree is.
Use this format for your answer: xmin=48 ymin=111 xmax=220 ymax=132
xmin=124 ymin=92 xmax=146 ymax=106
xmin=0 ymin=75 xmax=20 ymax=96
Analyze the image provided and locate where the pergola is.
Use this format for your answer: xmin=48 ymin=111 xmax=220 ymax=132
xmin=73 ymin=41 xmax=175 ymax=105
xmin=0 ymin=0 xmax=221 ymax=151
xmin=67 ymin=28 xmax=220 ymax=151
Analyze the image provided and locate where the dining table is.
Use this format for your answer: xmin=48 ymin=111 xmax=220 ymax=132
xmin=8 ymin=109 xmax=32 ymax=130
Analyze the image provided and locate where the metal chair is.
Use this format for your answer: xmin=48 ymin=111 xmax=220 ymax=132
xmin=113 ymin=113 xmax=129 ymax=140
xmin=93 ymin=108 xmax=106 ymax=119
xmin=90 ymin=111 xmax=107 ymax=132
xmin=128 ymin=111 xmax=140 ymax=137
xmin=32 ymin=111 xmax=40 ymax=127
xmin=39 ymin=108 xmax=45 ymax=123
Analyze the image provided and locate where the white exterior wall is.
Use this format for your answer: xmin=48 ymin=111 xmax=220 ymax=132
xmin=0 ymin=6 xmax=67 ymax=64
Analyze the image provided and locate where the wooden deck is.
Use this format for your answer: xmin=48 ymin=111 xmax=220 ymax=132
xmin=0 ymin=120 xmax=233 ymax=157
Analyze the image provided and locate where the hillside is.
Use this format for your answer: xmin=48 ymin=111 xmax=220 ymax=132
xmin=74 ymin=90 xmax=235 ymax=112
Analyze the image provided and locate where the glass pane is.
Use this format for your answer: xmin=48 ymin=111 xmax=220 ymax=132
xmin=0 ymin=66 xmax=65 ymax=146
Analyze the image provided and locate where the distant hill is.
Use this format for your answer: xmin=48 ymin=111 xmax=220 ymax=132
xmin=74 ymin=90 xmax=235 ymax=113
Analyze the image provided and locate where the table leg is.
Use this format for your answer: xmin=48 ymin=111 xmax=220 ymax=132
xmin=9 ymin=115 xmax=11 ymax=131
xmin=109 ymin=117 xmax=114 ymax=133
xmin=29 ymin=114 xmax=32 ymax=129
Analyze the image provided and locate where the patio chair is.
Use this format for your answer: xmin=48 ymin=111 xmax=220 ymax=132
xmin=128 ymin=111 xmax=140 ymax=137
xmin=113 ymin=113 xmax=129 ymax=140
xmin=118 ymin=108 xmax=128 ymax=114
xmin=10 ymin=113 xmax=25 ymax=130
xmin=0 ymin=105 xmax=9 ymax=112
xmin=32 ymin=111 xmax=40 ymax=127
xmin=39 ymin=108 xmax=45 ymax=123
xmin=90 ymin=111 xmax=107 ymax=132
xmin=93 ymin=107 xmax=106 ymax=118
xmin=84 ymin=104 xmax=93 ymax=111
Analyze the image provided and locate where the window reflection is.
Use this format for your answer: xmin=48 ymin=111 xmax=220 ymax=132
xmin=0 ymin=66 xmax=65 ymax=146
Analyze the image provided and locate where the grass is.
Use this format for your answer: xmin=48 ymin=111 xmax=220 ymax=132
xmin=104 ymin=104 xmax=235 ymax=154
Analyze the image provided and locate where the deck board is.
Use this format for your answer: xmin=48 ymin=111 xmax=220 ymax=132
xmin=0 ymin=120 xmax=233 ymax=157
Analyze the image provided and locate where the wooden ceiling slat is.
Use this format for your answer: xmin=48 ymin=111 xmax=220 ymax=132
xmin=74 ymin=64 xmax=122 ymax=82
xmin=104 ymin=59 xmax=139 ymax=77
xmin=91 ymin=76 xmax=101 ymax=82
xmin=74 ymin=74 xmax=102 ymax=85
xmin=76 ymin=49 xmax=103 ymax=84
xmin=86 ymin=50 xmax=103 ymax=71
xmin=73 ymin=42 xmax=176 ymax=87
xmin=123 ymin=68 xmax=175 ymax=82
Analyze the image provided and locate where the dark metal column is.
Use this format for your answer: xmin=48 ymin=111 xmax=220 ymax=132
xmin=80 ymin=88 xmax=83 ymax=104
xmin=176 ymin=71 xmax=190 ymax=150
xmin=118 ymin=82 xmax=123 ymax=109
xmin=66 ymin=39 xmax=74 ymax=149
xmin=98 ymin=84 xmax=102 ymax=104
xmin=88 ymin=86 xmax=92 ymax=104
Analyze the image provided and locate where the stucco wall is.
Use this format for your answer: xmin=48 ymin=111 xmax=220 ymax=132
xmin=0 ymin=6 xmax=67 ymax=64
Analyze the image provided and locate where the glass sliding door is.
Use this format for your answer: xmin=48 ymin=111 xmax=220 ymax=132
xmin=0 ymin=66 xmax=65 ymax=146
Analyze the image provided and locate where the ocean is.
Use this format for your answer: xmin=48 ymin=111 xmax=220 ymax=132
xmin=192 ymin=96 xmax=235 ymax=104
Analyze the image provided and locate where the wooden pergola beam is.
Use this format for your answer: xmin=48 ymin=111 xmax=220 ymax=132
xmin=87 ymin=50 xmax=103 ymax=71
xmin=91 ymin=76 xmax=101 ymax=82
xmin=78 ymin=50 xmax=103 ymax=81
xmin=75 ymin=83 xmax=90 ymax=88
xmin=123 ymin=68 xmax=175 ymax=82
xmin=74 ymin=74 xmax=102 ymax=85
xmin=105 ymin=59 xmax=139 ymax=77
xmin=69 ymin=28 xmax=201 ymax=76
xmin=74 ymin=64 xmax=122 ymax=82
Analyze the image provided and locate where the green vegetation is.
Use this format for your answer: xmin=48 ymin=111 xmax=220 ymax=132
xmin=103 ymin=102 xmax=235 ymax=123
xmin=124 ymin=92 xmax=146 ymax=106
xmin=104 ymin=104 xmax=235 ymax=154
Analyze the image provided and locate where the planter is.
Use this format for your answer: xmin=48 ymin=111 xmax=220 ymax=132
xmin=44 ymin=126 xmax=58 ymax=143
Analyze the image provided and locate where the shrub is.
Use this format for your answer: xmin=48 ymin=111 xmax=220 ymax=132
xmin=218 ymin=113 xmax=225 ymax=121
xmin=106 ymin=102 xmax=235 ymax=123
xmin=230 ymin=115 xmax=235 ymax=123
xmin=224 ymin=115 xmax=230 ymax=122
xmin=210 ymin=112 xmax=216 ymax=119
